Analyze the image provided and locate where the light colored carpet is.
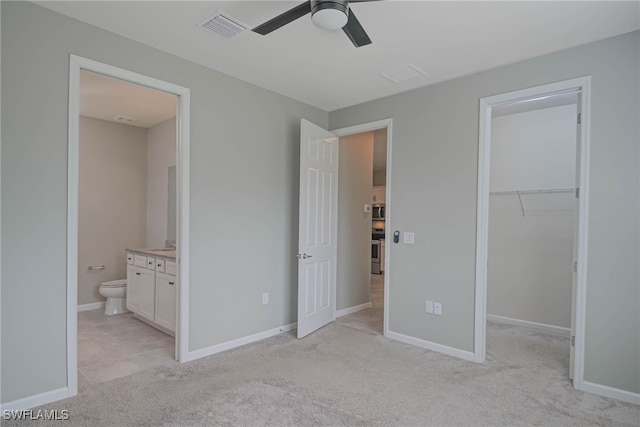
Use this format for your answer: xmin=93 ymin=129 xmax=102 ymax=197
xmin=10 ymin=278 xmax=639 ymax=426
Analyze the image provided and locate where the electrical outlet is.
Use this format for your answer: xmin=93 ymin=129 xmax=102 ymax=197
xmin=262 ymin=293 xmax=269 ymax=305
xmin=434 ymin=302 xmax=442 ymax=315
xmin=425 ymin=300 xmax=434 ymax=314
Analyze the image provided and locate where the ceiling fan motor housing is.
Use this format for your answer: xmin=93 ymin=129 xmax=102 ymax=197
xmin=311 ymin=0 xmax=349 ymax=30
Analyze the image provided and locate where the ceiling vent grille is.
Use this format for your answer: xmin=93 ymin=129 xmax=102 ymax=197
xmin=199 ymin=11 xmax=249 ymax=39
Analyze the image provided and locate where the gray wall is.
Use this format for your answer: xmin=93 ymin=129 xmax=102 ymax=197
xmin=329 ymin=31 xmax=640 ymax=394
xmin=336 ymin=132 xmax=374 ymax=311
xmin=79 ymin=117 xmax=148 ymax=305
xmin=1 ymin=2 xmax=327 ymax=403
xmin=146 ymin=117 xmax=176 ymax=248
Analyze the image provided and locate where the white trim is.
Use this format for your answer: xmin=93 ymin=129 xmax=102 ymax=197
xmin=68 ymin=56 xmax=191 ymax=398
xmin=67 ymin=56 xmax=80 ymax=400
xmin=335 ymin=302 xmax=372 ymax=318
xmin=77 ymin=302 xmax=106 ymax=312
xmin=474 ymin=78 xmax=591 ymax=392
xmin=487 ymin=314 xmax=570 ymax=336
xmin=578 ymin=381 xmax=640 ymax=406
xmin=386 ymin=331 xmax=476 ymax=362
xmin=331 ymin=118 xmax=393 ymax=339
xmin=184 ymin=323 xmax=297 ymax=362
xmin=0 ymin=388 xmax=71 ymax=412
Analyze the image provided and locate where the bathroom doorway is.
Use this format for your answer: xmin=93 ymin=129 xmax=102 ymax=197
xmin=67 ymin=55 xmax=191 ymax=397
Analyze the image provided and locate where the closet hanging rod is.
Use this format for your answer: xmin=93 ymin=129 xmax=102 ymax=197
xmin=489 ymin=188 xmax=575 ymax=196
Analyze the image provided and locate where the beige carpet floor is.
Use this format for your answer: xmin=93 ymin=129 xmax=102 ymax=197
xmin=9 ymin=275 xmax=639 ymax=426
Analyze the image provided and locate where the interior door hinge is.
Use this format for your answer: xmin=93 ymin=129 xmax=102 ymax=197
xmin=577 ymin=113 xmax=581 ymax=125
xmin=575 ymin=187 xmax=580 ymax=199
xmin=571 ymin=335 xmax=575 ymax=346
xmin=573 ymin=261 xmax=578 ymax=273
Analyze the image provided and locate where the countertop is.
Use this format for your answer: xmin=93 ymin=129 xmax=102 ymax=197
xmin=126 ymin=248 xmax=176 ymax=261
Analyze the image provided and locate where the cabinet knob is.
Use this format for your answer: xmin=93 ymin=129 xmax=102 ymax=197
xmin=136 ymin=272 xmax=141 ymax=276
xmin=169 ymin=282 xmax=175 ymax=285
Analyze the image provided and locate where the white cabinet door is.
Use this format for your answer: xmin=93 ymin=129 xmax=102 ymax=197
xmin=138 ymin=267 xmax=156 ymax=321
xmin=372 ymin=186 xmax=386 ymax=203
xmin=155 ymin=272 xmax=177 ymax=332
xmin=126 ymin=265 xmax=141 ymax=312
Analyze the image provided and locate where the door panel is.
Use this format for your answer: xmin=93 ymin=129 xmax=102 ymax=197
xmin=297 ymin=119 xmax=338 ymax=338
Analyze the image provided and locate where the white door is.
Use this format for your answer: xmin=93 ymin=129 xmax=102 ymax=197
xmin=297 ymin=119 xmax=339 ymax=338
xmin=569 ymin=92 xmax=582 ymax=380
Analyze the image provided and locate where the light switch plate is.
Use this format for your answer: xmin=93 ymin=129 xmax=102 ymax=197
xmin=403 ymin=232 xmax=415 ymax=244
xmin=364 ymin=204 xmax=371 ymax=213
xmin=425 ymin=300 xmax=434 ymax=314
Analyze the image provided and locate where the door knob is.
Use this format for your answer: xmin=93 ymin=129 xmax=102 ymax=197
xmin=296 ymin=253 xmax=313 ymax=259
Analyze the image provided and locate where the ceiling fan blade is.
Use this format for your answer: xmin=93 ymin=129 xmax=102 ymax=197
xmin=342 ymin=9 xmax=372 ymax=47
xmin=252 ymin=1 xmax=312 ymax=35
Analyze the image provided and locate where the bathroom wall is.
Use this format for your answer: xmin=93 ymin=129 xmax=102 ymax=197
xmin=146 ymin=117 xmax=176 ymax=248
xmin=78 ymin=117 xmax=148 ymax=306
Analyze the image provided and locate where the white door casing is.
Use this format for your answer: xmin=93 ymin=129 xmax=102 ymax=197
xmin=569 ymin=91 xmax=582 ymax=380
xmin=297 ymin=119 xmax=339 ymax=338
xmin=475 ymin=76 xmax=591 ymax=395
xmin=68 ymin=54 xmax=191 ymax=406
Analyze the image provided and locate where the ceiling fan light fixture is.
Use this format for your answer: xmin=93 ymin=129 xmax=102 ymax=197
xmin=311 ymin=1 xmax=349 ymax=31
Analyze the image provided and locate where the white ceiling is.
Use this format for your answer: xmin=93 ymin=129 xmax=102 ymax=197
xmin=81 ymin=70 xmax=177 ymax=128
xmin=39 ymin=1 xmax=639 ymax=112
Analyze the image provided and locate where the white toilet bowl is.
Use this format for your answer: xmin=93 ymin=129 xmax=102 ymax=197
xmin=99 ymin=279 xmax=128 ymax=315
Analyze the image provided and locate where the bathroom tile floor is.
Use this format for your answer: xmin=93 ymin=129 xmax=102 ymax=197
xmin=78 ymin=310 xmax=176 ymax=391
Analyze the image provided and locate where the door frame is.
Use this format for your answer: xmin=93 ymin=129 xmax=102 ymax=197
xmin=473 ymin=77 xmax=591 ymax=388
xmin=67 ymin=55 xmax=191 ymax=397
xmin=331 ymin=118 xmax=393 ymax=336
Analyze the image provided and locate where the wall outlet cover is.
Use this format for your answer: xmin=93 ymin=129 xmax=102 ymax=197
xmin=434 ymin=302 xmax=442 ymax=315
xmin=262 ymin=293 xmax=269 ymax=304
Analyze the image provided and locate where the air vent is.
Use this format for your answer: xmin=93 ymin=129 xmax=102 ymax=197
xmin=199 ymin=11 xmax=249 ymax=39
xmin=115 ymin=115 xmax=136 ymax=123
xmin=380 ymin=64 xmax=428 ymax=84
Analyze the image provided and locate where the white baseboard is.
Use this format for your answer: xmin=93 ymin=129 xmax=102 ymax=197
xmin=386 ymin=330 xmax=475 ymax=362
xmin=335 ymin=302 xmax=372 ymax=318
xmin=77 ymin=302 xmax=105 ymax=312
xmin=576 ymin=380 xmax=640 ymax=405
xmin=487 ymin=314 xmax=571 ymax=336
xmin=0 ymin=387 xmax=73 ymax=412
xmin=184 ymin=322 xmax=297 ymax=362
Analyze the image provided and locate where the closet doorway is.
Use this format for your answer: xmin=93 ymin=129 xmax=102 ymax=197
xmin=474 ymin=77 xmax=591 ymax=390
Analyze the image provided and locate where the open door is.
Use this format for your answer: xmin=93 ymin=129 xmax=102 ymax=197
xmin=297 ymin=119 xmax=339 ymax=338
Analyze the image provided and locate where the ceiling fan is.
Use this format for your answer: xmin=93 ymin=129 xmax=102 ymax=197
xmin=252 ymin=0 xmax=379 ymax=48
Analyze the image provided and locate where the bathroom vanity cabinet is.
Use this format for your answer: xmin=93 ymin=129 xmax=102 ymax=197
xmin=126 ymin=251 xmax=177 ymax=335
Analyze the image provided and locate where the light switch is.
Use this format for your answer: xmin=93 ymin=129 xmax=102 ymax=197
xmin=364 ymin=204 xmax=371 ymax=213
xmin=425 ymin=300 xmax=434 ymax=314
xmin=403 ymin=232 xmax=415 ymax=244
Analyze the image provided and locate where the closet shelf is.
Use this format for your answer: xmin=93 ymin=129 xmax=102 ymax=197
xmin=489 ymin=188 xmax=575 ymax=196
xmin=489 ymin=188 xmax=576 ymax=217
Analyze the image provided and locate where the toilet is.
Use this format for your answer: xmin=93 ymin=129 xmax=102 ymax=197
xmin=98 ymin=279 xmax=129 ymax=315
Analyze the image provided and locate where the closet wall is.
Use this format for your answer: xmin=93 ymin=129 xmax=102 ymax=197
xmin=488 ymin=103 xmax=577 ymax=328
